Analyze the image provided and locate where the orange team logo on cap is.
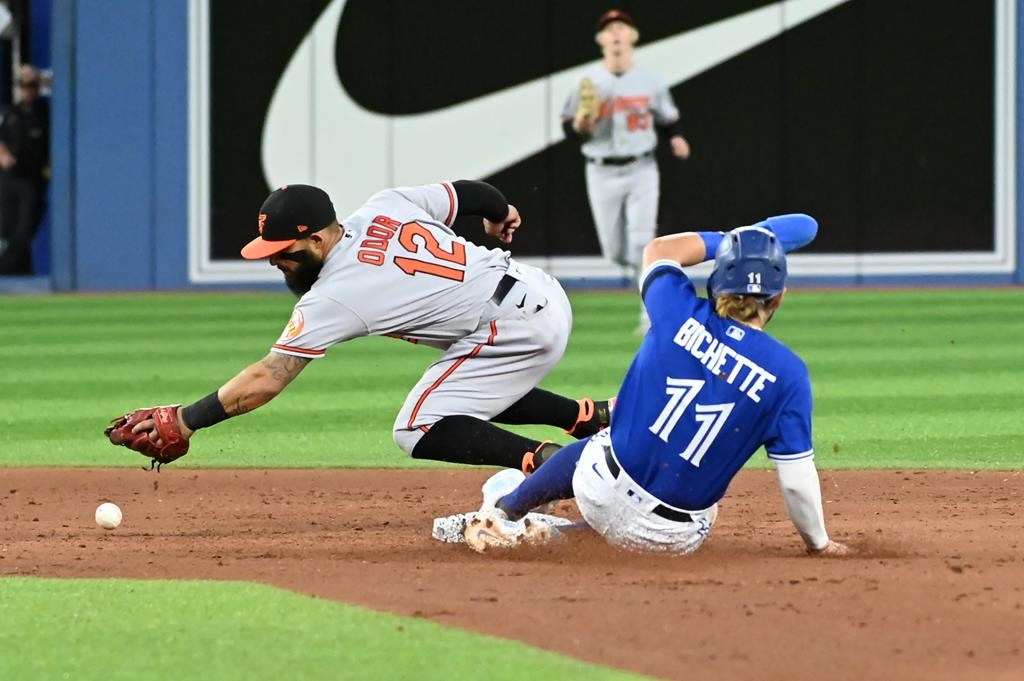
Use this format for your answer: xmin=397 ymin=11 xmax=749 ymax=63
xmin=297 ymin=225 xmax=309 ymax=233
xmin=258 ymin=213 xmax=267 ymax=235
xmin=284 ymin=309 xmax=305 ymax=339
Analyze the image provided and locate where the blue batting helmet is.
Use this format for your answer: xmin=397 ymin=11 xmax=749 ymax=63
xmin=707 ymin=227 xmax=787 ymax=299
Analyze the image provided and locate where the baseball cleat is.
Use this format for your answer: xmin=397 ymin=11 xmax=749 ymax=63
xmin=464 ymin=511 xmax=523 ymax=552
xmin=521 ymin=517 xmax=553 ymax=546
xmin=521 ymin=441 xmax=561 ymax=474
xmin=480 ymin=468 xmax=526 ymax=511
xmin=463 ymin=512 xmax=555 ymax=553
xmin=564 ymin=397 xmax=615 ymax=439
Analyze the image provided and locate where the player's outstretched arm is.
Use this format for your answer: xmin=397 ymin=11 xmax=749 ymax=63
xmin=107 ymin=352 xmax=311 ymax=465
xmin=151 ymin=352 xmax=310 ymax=440
xmin=774 ymin=457 xmax=851 ymax=556
xmin=642 ymin=232 xmax=708 ymax=270
xmin=209 ymin=352 xmax=311 ymax=422
xmin=642 ymin=214 xmax=818 ymax=271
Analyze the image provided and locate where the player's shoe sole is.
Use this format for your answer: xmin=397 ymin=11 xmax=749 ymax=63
xmin=464 ymin=512 xmax=552 ymax=553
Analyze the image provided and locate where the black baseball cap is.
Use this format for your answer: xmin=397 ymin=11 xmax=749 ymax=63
xmin=596 ymin=9 xmax=636 ymax=31
xmin=240 ymin=184 xmax=337 ymax=259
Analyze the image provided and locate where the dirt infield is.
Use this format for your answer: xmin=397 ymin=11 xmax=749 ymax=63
xmin=1 ymin=467 xmax=1021 ymax=681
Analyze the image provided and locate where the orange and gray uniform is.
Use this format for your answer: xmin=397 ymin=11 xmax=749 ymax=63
xmin=271 ymin=183 xmax=573 ymax=454
xmin=563 ymin=65 xmax=680 ymax=273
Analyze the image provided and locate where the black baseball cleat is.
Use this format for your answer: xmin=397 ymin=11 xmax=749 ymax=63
xmin=564 ymin=397 xmax=615 ymax=439
xmin=521 ymin=441 xmax=562 ymax=474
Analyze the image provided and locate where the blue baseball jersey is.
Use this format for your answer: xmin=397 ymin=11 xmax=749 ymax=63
xmin=610 ymin=260 xmax=814 ymax=510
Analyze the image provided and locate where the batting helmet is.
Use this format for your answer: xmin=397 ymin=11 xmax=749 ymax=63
xmin=707 ymin=227 xmax=787 ymax=299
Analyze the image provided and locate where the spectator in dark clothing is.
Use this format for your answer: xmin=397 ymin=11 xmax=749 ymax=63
xmin=0 ymin=64 xmax=49 ymax=275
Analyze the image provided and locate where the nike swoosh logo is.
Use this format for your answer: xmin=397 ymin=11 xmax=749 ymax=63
xmin=262 ymin=0 xmax=852 ymax=213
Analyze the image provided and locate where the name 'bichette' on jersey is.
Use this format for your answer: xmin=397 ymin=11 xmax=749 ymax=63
xmin=562 ymin=65 xmax=679 ymax=158
xmin=610 ymin=260 xmax=814 ymax=511
xmin=272 ymin=183 xmax=512 ymax=357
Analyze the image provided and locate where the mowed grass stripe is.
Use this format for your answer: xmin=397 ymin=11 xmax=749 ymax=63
xmin=1 ymin=289 xmax=1021 ymax=469
xmin=0 ymin=578 xmax=650 ymax=681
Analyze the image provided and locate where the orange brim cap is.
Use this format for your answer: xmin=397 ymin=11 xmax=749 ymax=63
xmin=240 ymin=236 xmax=297 ymax=260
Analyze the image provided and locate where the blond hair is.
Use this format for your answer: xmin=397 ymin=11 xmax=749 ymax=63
xmin=714 ymin=294 xmax=774 ymax=326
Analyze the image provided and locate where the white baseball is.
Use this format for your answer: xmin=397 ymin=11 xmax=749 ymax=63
xmin=95 ymin=502 xmax=123 ymax=530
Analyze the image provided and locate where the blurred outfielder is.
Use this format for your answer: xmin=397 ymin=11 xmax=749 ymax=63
xmin=563 ymin=9 xmax=691 ymax=332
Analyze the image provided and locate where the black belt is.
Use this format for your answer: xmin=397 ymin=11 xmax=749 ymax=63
xmin=603 ymin=447 xmax=693 ymax=523
xmin=490 ymin=273 xmax=517 ymax=305
xmin=587 ymin=151 xmax=653 ymax=166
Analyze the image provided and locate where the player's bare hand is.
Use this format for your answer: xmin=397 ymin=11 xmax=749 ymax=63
xmin=807 ymin=540 xmax=852 ymax=557
xmin=671 ymin=135 xmax=690 ymax=160
xmin=484 ymin=204 xmax=521 ymax=244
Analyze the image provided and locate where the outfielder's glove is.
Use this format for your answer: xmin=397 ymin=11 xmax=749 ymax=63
xmin=576 ymin=77 xmax=601 ymax=122
xmin=105 ymin=405 xmax=190 ymax=470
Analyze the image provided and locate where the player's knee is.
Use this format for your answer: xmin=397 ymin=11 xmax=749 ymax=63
xmin=392 ymin=426 xmax=425 ymax=457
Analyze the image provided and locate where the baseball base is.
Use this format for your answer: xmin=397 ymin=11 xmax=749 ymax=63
xmin=432 ymin=512 xmax=577 ymax=543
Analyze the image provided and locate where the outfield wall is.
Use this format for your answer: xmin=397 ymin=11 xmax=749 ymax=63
xmin=43 ymin=1 xmax=1024 ymax=291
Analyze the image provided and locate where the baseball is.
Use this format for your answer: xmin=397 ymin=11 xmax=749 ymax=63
xmin=95 ymin=502 xmax=122 ymax=530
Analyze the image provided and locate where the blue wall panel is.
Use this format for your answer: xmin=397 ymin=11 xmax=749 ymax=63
xmin=152 ymin=0 xmax=189 ymax=289
xmin=73 ymin=1 xmax=154 ymax=289
xmin=48 ymin=0 xmax=74 ymax=291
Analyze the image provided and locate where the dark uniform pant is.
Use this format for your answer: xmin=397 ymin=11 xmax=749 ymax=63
xmin=0 ymin=172 xmax=46 ymax=275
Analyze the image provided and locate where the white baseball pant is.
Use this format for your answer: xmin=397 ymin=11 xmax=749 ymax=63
xmin=392 ymin=261 xmax=573 ymax=455
xmin=573 ymin=429 xmax=718 ymax=555
xmin=585 ymin=156 xmax=660 ymax=274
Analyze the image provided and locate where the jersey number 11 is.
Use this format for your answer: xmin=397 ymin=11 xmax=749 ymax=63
xmin=649 ymin=378 xmax=735 ymax=467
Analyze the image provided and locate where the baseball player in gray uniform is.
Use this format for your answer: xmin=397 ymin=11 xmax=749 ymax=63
xmin=564 ymin=9 xmax=690 ymax=332
xmin=117 ymin=181 xmax=611 ymax=472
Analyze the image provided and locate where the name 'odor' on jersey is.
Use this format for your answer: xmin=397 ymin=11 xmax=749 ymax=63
xmin=610 ymin=263 xmax=814 ymax=511
xmin=275 ymin=183 xmax=513 ymax=356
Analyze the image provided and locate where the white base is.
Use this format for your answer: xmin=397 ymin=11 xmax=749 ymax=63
xmin=432 ymin=512 xmax=576 ymax=543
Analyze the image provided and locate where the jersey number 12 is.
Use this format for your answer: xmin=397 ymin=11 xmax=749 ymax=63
xmin=649 ymin=377 xmax=735 ymax=467
xmin=393 ymin=222 xmax=467 ymax=282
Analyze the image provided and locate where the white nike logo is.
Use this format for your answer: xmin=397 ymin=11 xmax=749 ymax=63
xmin=262 ymin=0 xmax=852 ymax=213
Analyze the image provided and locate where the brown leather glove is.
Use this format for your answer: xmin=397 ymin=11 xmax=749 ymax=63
xmin=105 ymin=405 xmax=190 ymax=470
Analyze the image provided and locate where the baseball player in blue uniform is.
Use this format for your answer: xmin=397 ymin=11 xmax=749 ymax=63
xmin=464 ymin=216 xmax=851 ymax=557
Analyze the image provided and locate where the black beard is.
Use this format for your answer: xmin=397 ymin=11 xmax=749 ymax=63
xmin=280 ymin=251 xmax=324 ymax=296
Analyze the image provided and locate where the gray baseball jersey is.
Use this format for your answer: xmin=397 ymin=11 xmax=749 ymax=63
xmin=272 ymin=183 xmax=511 ymax=356
xmin=563 ymin=65 xmax=681 ymax=277
xmin=270 ymin=182 xmax=573 ymax=456
xmin=562 ymin=65 xmax=679 ymax=158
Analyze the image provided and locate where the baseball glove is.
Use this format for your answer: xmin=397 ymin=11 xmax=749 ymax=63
xmin=576 ymin=77 xmax=601 ymax=122
xmin=105 ymin=405 xmax=189 ymax=470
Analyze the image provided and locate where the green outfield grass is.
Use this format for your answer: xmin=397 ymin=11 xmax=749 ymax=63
xmin=0 ymin=288 xmax=1022 ymax=469
xmin=0 ymin=578 xmax=648 ymax=681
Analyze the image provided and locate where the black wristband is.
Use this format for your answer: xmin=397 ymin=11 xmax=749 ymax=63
xmin=657 ymin=119 xmax=685 ymax=139
xmin=181 ymin=391 xmax=230 ymax=431
xmin=562 ymin=118 xmax=582 ymax=140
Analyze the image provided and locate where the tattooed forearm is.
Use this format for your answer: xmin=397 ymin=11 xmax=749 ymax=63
xmin=230 ymin=395 xmax=256 ymax=416
xmin=219 ymin=353 xmax=312 ymax=416
xmin=261 ymin=352 xmax=311 ymax=383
